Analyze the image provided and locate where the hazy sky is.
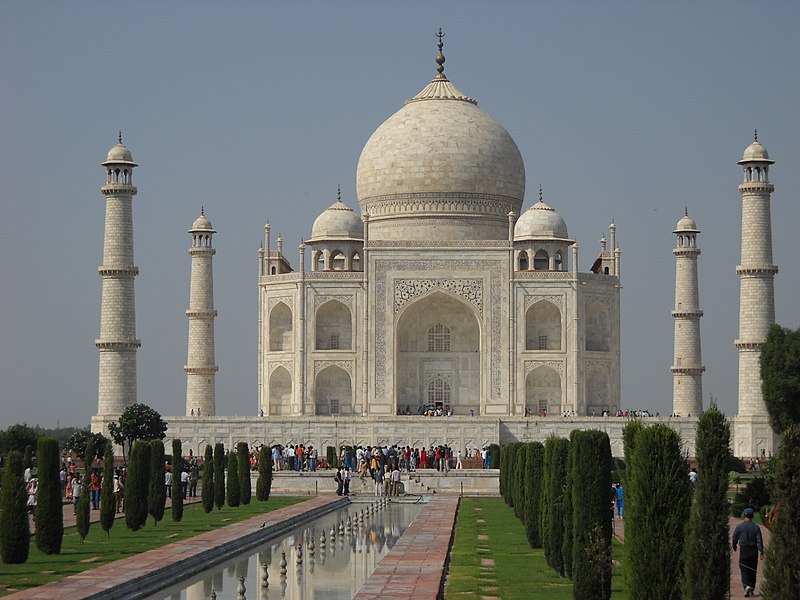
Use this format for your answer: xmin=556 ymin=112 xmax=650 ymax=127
xmin=2 ymin=3 xmax=799 ymax=428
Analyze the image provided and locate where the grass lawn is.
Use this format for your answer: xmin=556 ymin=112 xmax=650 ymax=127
xmin=446 ymin=498 xmax=625 ymax=599
xmin=0 ymin=496 xmax=305 ymax=596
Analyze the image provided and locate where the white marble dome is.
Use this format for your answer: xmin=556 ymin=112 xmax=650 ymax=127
xmin=103 ymin=142 xmax=136 ymax=166
xmin=674 ymin=211 xmax=699 ymax=233
xmin=191 ymin=213 xmax=214 ymax=231
xmin=356 ymin=68 xmax=525 ymax=241
xmin=739 ymin=139 xmax=773 ymax=163
xmin=311 ymin=198 xmax=363 ymax=240
xmin=514 ymin=199 xmax=569 ymax=240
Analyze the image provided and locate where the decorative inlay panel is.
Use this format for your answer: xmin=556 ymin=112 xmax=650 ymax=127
xmin=584 ymin=294 xmax=610 ymax=308
xmin=585 ymin=360 xmax=610 ymax=372
xmin=314 ymin=295 xmax=354 ymax=312
xmin=268 ymin=296 xmax=293 ymax=312
xmin=524 ymin=360 xmax=564 ymax=376
xmin=268 ymin=361 xmax=293 ymax=375
xmin=314 ymin=360 xmax=354 ymax=377
xmin=425 ymin=372 xmax=453 ymax=384
xmin=395 ymin=279 xmax=482 ymax=315
xmin=523 ymin=295 xmax=564 ymax=312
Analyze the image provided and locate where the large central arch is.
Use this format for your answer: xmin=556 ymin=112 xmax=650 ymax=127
xmin=394 ymin=291 xmax=481 ymax=415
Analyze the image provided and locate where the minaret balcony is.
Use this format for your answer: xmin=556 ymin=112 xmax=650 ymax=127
xmin=184 ymin=365 xmax=219 ymax=374
xmin=185 ymin=309 xmax=218 ymax=318
xmin=738 ymin=182 xmax=774 ymax=193
xmin=670 ymin=366 xmax=705 ymax=375
xmin=101 ymin=183 xmax=138 ymax=196
xmin=734 ymin=340 xmax=764 ymax=350
xmin=95 ymin=339 xmax=141 ymax=350
xmin=672 ymin=248 xmax=701 ymax=257
xmin=671 ymin=309 xmax=703 ymax=318
xmin=98 ymin=265 xmax=139 ymax=277
xmin=735 ymin=265 xmax=778 ymax=276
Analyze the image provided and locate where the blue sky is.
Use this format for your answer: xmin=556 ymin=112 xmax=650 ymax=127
xmin=1 ymin=2 xmax=799 ymax=427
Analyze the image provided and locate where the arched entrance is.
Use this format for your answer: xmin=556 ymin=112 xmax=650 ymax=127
xmin=395 ymin=291 xmax=480 ymax=416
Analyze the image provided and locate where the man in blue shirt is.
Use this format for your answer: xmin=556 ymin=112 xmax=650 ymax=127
xmin=732 ymin=507 xmax=764 ymax=597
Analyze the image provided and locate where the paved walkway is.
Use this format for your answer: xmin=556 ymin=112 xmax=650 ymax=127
xmin=10 ymin=495 xmax=346 ymax=599
xmin=612 ymin=515 xmax=771 ymax=599
xmin=354 ymin=495 xmax=460 ymax=600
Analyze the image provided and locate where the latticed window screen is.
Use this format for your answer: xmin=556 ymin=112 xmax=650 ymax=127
xmin=427 ymin=323 xmax=451 ymax=352
xmin=427 ymin=378 xmax=451 ymax=405
xmin=330 ymin=398 xmax=340 ymax=415
xmin=330 ymin=334 xmax=340 ymax=350
xmin=538 ymin=335 xmax=548 ymax=350
xmin=538 ymin=397 xmax=547 ymax=413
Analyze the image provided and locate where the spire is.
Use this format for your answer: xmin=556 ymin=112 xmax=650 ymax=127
xmin=754 ymin=128 xmax=758 ymax=142
xmin=538 ymin=185 xmax=543 ymax=203
xmin=337 ymin=184 xmax=341 ymax=203
xmin=685 ymin=206 xmax=688 ymax=216
xmin=118 ymin=130 xmax=123 ymax=144
xmin=435 ymin=28 xmax=446 ymax=79
xmin=201 ymin=205 xmax=205 ymax=216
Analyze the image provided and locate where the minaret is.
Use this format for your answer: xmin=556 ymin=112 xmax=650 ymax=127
xmin=185 ymin=209 xmax=218 ymax=417
xmin=671 ymin=209 xmax=704 ymax=417
xmin=95 ymin=134 xmax=140 ymax=416
xmin=736 ymin=132 xmax=777 ymax=418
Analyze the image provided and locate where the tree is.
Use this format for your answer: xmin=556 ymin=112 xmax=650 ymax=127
xmin=108 ymin=403 xmax=168 ymax=461
xmin=683 ymin=404 xmax=731 ymax=599
xmin=622 ymin=420 xmax=644 ymax=482
xmin=237 ymin=442 xmax=252 ymax=504
xmin=202 ymin=445 xmax=215 ymax=512
xmin=562 ymin=431 xmax=577 ymax=579
xmin=760 ymin=324 xmax=800 ymax=436
xmin=0 ymin=451 xmax=30 ymax=564
xmin=148 ymin=440 xmax=166 ymax=526
xmin=124 ymin=440 xmax=151 ymax=531
xmin=0 ymin=423 xmax=41 ymax=455
xmin=626 ymin=424 xmax=692 ymax=600
xmin=99 ymin=443 xmax=116 ymax=537
xmin=171 ymin=439 xmax=184 ymax=522
xmin=514 ymin=443 xmax=527 ymax=520
xmin=213 ymin=443 xmax=225 ymax=509
xmin=227 ymin=449 xmax=241 ymax=507
xmin=544 ymin=436 xmax=570 ymax=577
xmin=762 ymin=424 xmax=800 ymax=597
xmin=571 ymin=430 xmax=612 ymax=600
xmin=34 ymin=437 xmax=63 ymax=554
xmin=76 ymin=438 xmax=93 ymax=544
xmin=256 ymin=445 xmax=273 ymax=501
xmin=66 ymin=429 xmax=108 ymax=462
xmin=524 ymin=441 xmax=545 ymax=549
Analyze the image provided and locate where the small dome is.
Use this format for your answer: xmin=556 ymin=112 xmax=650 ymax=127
xmin=738 ymin=137 xmax=773 ymax=164
xmin=311 ymin=198 xmax=363 ymax=241
xmin=674 ymin=210 xmax=699 ymax=233
xmin=514 ymin=200 xmax=569 ymax=240
xmin=102 ymin=141 xmax=137 ymax=166
xmin=191 ymin=213 xmax=214 ymax=231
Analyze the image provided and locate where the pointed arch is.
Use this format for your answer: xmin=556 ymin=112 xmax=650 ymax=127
xmin=268 ymin=366 xmax=292 ymax=415
xmin=525 ymin=300 xmax=562 ymax=350
xmin=315 ymin=299 xmax=352 ymax=350
xmin=534 ymin=249 xmax=549 ymax=270
xmin=315 ymin=365 xmax=352 ymax=416
xmin=525 ymin=366 xmax=561 ymax=415
xmin=269 ymin=302 xmax=293 ymax=351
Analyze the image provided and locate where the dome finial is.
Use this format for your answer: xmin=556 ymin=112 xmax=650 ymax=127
xmin=118 ymin=130 xmax=123 ymax=144
xmin=754 ymin=128 xmax=758 ymax=142
xmin=337 ymin=184 xmax=341 ymax=202
xmin=435 ymin=28 xmax=446 ymax=78
xmin=538 ymin=185 xmax=543 ymax=203
xmin=201 ymin=206 xmax=205 ymax=216
xmin=684 ymin=206 xmax=688 ymax=216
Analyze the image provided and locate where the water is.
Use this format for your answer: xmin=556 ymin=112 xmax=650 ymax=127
xmin=146 ymin=500 xmax=424 ymax=600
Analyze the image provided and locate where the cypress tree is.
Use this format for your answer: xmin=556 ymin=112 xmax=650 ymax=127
xmin=237 ymin=442 xmax=251 ymax=504
xmin=125 ymin=440 xmax=151 ymax=531
xmin=202 ymin=444 xmax=215 ymax=512
xmin=256 ymin=445 xmax=272 ymax=501
xmin=525 ymin=441 xmax=545 ymax=548
xmin=546 ymin=436 xmax=570 ymax=577
xmin=99 ymin=443 xmax=115 ymax=537
xmin=514 ymin=443 xmax=528 ymax=520
xmin=683 ymin=405 xmax=731 ymax=599
xmin=227 ymin=449 xmax=241 ymax=507
xmin=571 ymin=430 xmax=612 ymax=600
xmin=76 ymin=438 xmax=93 ymax=543
xmin=622 ymin=420 xmax=644 ymax=483
xmin=505 ymin=443 xmax=519 ymax=507
xmin=626 ymin=424 xmax=691 ymax=600
xmin=213 ymin=442 xmax=225 ymax=509
xmin=562 ymin=431 xmax=577 ymax=579
xmin=148 ymin=440 xmax=166 ymax=526
xmin=499 ymin=444 xmax=509 ymax=502
xmin=0 ymin=451 xmax=30 ymax=564
xmin=762 ymin=423 xmax=800 ymax=597
xmin=171 ymin=439 xmax=184 ymax=522
xmin=540 ymin=437 xmax=555 ymax=563
xmin=35 ymin=436 xmax=63 ymax=554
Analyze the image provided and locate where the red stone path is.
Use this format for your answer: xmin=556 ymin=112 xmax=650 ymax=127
xmin=612 ymin=515 xmax=771 ymax=599
xmin=9 ymin=495 xmax=346 ymax=599
xmin=354 ymin=495 xmax=460 ymax=600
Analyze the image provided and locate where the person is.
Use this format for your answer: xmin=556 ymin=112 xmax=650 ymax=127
xmin=113 ymin=471 xmax=124 ymax=513
xmin=334 ymin=467 xmax=344 ymax=496
xmin=71 ymin=475 xmax=82 ymax=515
xmin=732 ymin=507 xmax=764 ymax=596
xmin=390 ymin=466 xmax=401 ymax=496
xmin=373 ymin=463 xmax=385 ymax=496
xmin=164 ymin=468 xmax=172 ymax=499
xmin=188 ymin=465 xmax=199 ymax=497
xmin=91 ymin=469 xmax=102 ymax=509
xmin=455 ymin=449 xmax=463 ymax=470
xmin=689 ymin=467 xmax=699 ymax=490
xmin=614 ymin=483 xmax=624 ymax=517
xmin=343 ymin=466 xmax=352 ymax=496
xmin=180 ymin=468 xmax=189 ymax=499
xmin=26 ymin=478 xmax=38 ymax=515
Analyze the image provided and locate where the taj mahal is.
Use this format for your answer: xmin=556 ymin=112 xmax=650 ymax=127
xmin=91 ymin=34 xmax=778 ymax=459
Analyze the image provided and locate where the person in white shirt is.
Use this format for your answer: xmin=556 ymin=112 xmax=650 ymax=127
xmin=456 ymin=449 xmax=463 ymax=469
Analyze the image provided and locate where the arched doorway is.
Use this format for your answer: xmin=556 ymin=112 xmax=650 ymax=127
xmin=315 ymin=365 xmax=352 ymax=416
xmin=525 ymin=366 xmax=562 ymax=416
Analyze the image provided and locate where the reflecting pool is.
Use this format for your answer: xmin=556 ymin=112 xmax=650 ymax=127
xmin=146 ymin=500 xmax=424 ymax=600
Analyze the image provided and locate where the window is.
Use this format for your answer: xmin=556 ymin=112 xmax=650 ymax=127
xmin=330 ymin=334 xmax=340 ymax=350
xmin=538 ymin=335 xmax=548 ymax=350
xmin=330 ymin=398 xmax=340 ymax=415
xmin=427 ymin=378 xmax=451 ymax=406
xmin=428 ymin=323 xmax=451 ymax=352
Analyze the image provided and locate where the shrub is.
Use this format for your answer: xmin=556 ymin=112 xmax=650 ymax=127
xmin=237 ymin=442 xmax=251 ymax=504
xmin=524 ymin=441 xmax=544 ymax=548
xmin=213 ymin=443 xmax=225 ymax=509
xmin=124 ymin=440 xmax=150 ymax=531
xmin=148 ymin=440 xmax=166 ymax=526
xmin=256 ymin=445 xmax=273 ymax=501
xmin=171 ymin=439 xmax=183 ymax=522
xmin=99 ymin=443 xmax=115 ymax=537
xmin=227 ymin=449 xmax=241 ymax=507
xmin=488 ymin=443 xmax=501 ymax=469
xmin=626 ymin=424 xmax=691 ymax=600
xmin=34 ymin=437 xmax=63 ymax=554
xmin=201 ymin=444 xmax=214 ymax=513
xmin=739 ymin=476 xmax=770 ymax=511
xmin=75 ymin=438 xmax=93 ymax=543
xmin=0 ymin=451 xmax=30 ymax=564
xmin=544 ymin=436 xmax=569 ymax=576
xmin=571 ymin=430 xmax=612 ymax=600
